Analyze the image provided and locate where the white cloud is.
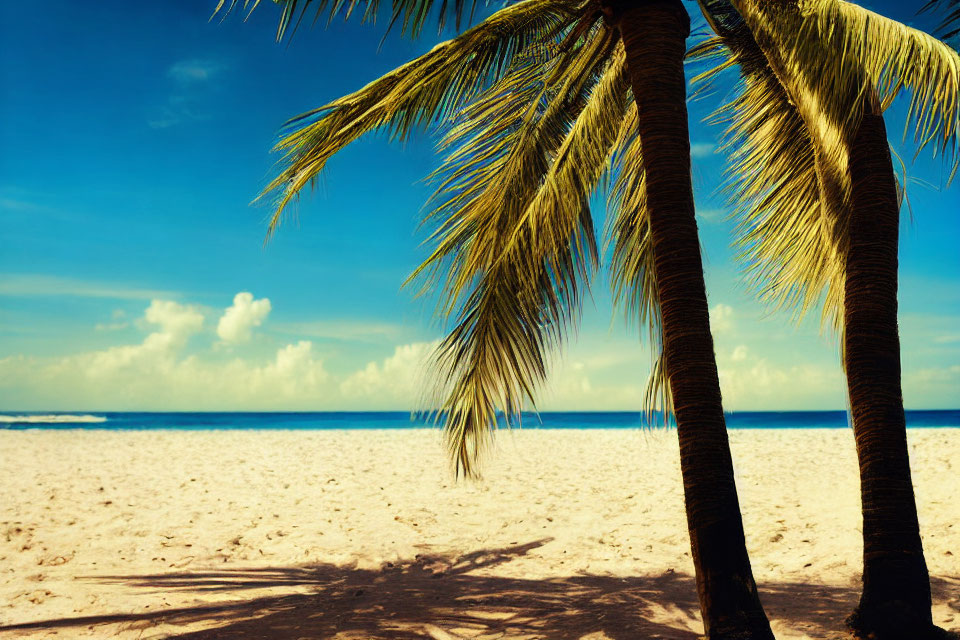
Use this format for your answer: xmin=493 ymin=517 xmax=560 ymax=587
xmin=537 ymin=338 xmax=848 ymax=412
xmin=217 ymin=292 xmax=271 ymax=344
xmin=0 ymin=297 xmax=331 ymax=410
xmin=705 ymin=322 xmax=847 ymax=410
xmin=540 ymin=360 xmax=603 ymax=410
xmin=146 ymin=300 xmax=204 ymax=342
xmin=0 ymin=294 xmax=450 ymax=410
xmin=82 ymin=300 xmax=204 ymax=378
xmin=716 ymin=356 xmax=846 ymax=411
xmin=538 ymin=347 xmax=647 ymax=411
xmin=696 ymin=208 xmax=725 ymax=223
xmin=710 ymin=303 xmax=735 ymax=335
xmin=167 ymin=59 xmax=223 ymax=83
xmin=0 ymin=274 xmax=176 ymax=300
xmin=690 ymin=142 xmax=716 ymax=159
xmin=345 ymin=340 xmax=647 ymax=413
xmin=546 ymin=360 xmax=594 ymax=396
xmin=906 ymin=364 xmax=960 ymax=382
xmin=149 ymin=60 xmax=224 ymax=129
xmin=340 ymin=341 xmax=439 ymax=408
xmin=197 ymin=340 xmax=330 ymax=403
xmin=4 ymin=288 xmax=953 ymax=412
xmin=902 ymin=365 xmax=960 ymax=408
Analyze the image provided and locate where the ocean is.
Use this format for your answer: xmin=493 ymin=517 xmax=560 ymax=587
xmin=1 ymin=410 xmax=958 ymax=430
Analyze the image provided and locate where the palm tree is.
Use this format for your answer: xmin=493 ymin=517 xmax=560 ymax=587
xmin=219 ymin=0 xmax=775 ymax=636
xmin=692 ymin=1 xmax=959 ymax=637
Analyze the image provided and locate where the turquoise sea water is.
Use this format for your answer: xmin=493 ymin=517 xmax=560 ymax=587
xmin=0 ymin=411 xmax=958 ymax=430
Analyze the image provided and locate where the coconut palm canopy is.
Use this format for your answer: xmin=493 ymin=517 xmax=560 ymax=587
xmin=694 ymin=0 xmax=960 ymax=332
xmin=220 ymin=0 xmax=959 ymax=476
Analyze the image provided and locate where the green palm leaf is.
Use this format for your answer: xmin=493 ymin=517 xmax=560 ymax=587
xmin=690 ymin=31 xmax=846 ymax=332
xmin=215 ymin=0 xmax=477 ymax=40
xmin=255 ymin=0 xmax=581 ymax=238
xmin=731 ymin=0 xmax=960 ymax=176
xmin=414 ymin=29 xmax=628 ymax=476
xmin=703 ymin=0 xmax=959 ymax=334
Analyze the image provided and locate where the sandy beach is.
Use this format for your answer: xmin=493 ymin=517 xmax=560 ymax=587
xmin=0 ymin=428 xmax=957 ymax=639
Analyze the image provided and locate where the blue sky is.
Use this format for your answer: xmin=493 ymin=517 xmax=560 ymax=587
xmin=0 ymin=0 xmax=957 ymax=411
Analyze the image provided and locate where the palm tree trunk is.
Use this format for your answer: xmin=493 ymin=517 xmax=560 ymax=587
xmin=844 ymin=94 xmax=936 ymax=639
xmin=720 ymin=2 xmax=937 ymax=632
xmin=611 ymin=1 xmax=773 ymax=637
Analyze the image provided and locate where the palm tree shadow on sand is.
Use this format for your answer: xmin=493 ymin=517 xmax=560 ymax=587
xmin=1 ymin=539 xmax=957 ymax=639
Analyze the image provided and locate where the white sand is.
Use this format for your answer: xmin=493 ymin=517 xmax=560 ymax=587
xmin=0 ymin=428 xmax=957 ymax=639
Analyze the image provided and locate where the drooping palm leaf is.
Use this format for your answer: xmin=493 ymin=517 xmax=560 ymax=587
xmin=732 ymin=0 xmax=960 ymax=176
xmin=412 ymin=23 xmax=610 ymax=311
xmin=413 ymin=30 xmax=629 ymax=476
xmin=704 ymin=0 xmax=959 ymax=334
xmin=689 ymin=20 xmax=846 ymax=332
xmin=253 ymin=0 xmax=581 ymax=237
xmin=728 ymin=1 xmax=867 ymax=302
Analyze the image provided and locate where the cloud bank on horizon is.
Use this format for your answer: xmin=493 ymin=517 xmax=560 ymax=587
xmin=2 ymin=289 xmax=955 ymax=412
xmin=0 ymin=291 xmax=438 ymax=411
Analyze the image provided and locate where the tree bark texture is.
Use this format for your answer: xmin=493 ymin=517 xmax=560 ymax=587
xmin=614 ymin=1 xmax=774 ymax=637
xmin=844 ymin=95 xmax=935 ymax=639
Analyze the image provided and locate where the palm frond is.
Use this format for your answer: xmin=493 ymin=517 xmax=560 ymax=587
xmin=215 ymin=0 xmax=478 ymax=40
xmin=701 ymin=0 xmax=959 ymax=333
xmin=696 ymin=0 xmax=745 ymax=37
xmin=813 ymin=1 xmax=960 ymax=173
xmin=921 ymin=0 xmax=960 ymax=42
xmin=732 ymin=0 xmax=960 ymax=178
xmin=411 ymin=22 xmax=610 ymax=309
xmin=414 ymin=30 xmax=628 ymax=477
xmin=256 ymin=0 xmax=581 ymax=237
xmin=690 ymin=9 xmax=847 ymax=332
